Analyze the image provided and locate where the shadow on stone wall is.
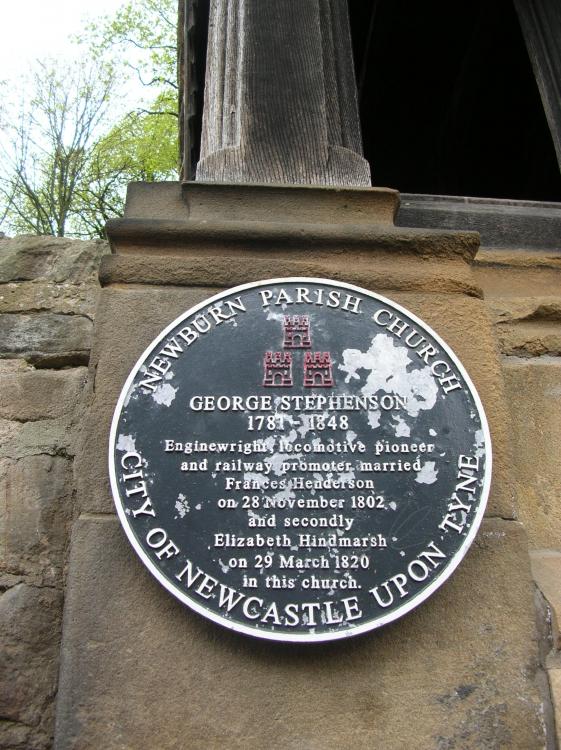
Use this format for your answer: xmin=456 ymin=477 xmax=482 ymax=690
xmin=0 ymin=236 xmax=108 ymax=750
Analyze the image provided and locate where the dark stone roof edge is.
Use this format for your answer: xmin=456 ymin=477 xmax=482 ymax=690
xmin=397 ymin=193 xmax=561 ymax=250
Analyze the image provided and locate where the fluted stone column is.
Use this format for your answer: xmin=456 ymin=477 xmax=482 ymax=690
xmin=196 ymin=0 xmax=371 ymax=186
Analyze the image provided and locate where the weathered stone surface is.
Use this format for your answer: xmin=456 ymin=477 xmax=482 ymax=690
xmin=107 ymin=183 xmax=479 ymax=260
xmin=0 ymin=366 xmax=86 ymax=422
xmin=0 ymin=236 xmax=108 ymax=284
xmin=475 ymin=250 xmax=561 ymax=272
xmin=108 ymin=217 xmax=481 ymax=261
xmin=196 ymin=0 xmax=370 ymax=186
xmin=534 ymin=587 xmax=556 ymax=691
xmin=54 ymin=517 xmax=545 ymax=749
xmin=495 ymin=322 xmax=561 ymax=357
xmin=0 ymin=238 xmax=94 ymax=750
xmin=0 ymin=455 xmax=72 ymax=586
xmin=0 ymin=313 xmax=93 ymax=367
xmin=549 ymin=668 xmax=561 ymax=750
xmin=0 ymin=360 xmax=26 ymax=373
xmin=0 ymin=280 xmax=99 ymax=318
xmin=0 ymin=419 xmax=73 ymax=462
xmin=125 ymin=181 xmax=399 ymax=225
xmin=487 ymin=297 xmax=561 ymax=355
xmin=0 ymin=419 xmax=21 ymax=456
xmin=530 ymin=550 xmax=561 ymax=650
xmin=487 ymin=296 xmax=561 ymax=324
xmin=503 ymin=359 xmax=561 ymax=548
xmin=0 ymin=583 xmax=62 ymax=744
xmin=474 ymin=253 xmax=561 ymax=357
xmin=0 ymin=720 xmax=35 ymax=750
xmin=474 ymin=252 xmax=561 ymax=308
xmin=0 ymin=416 xmax=79 ymax=462
xmin=74 ymin=286 xmax=213 ymax=514
xmin=100 ymin=254 xmax=482 ymax=298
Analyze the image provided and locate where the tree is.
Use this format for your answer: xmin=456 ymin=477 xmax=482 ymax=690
xmin=72 ymin=92 xmax=179 ymax=238
xmin=0 ymin=61 xmax=116 ymax=237
xmin=82 ymin=0 xmax=179 ymax=120
xmin=0 ymin=0 xmax=180 ymax=239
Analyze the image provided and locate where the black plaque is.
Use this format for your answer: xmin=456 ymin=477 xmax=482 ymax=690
xmin=110 ymin=279 xmax=491 ymax=642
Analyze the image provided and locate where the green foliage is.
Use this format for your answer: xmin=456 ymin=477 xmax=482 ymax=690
xmin=72 ymin=90 xmax=178 ymax=238
xmin=0 ymin=0 xmax=180 ymax=239
xmin=96 ymin=92 xmax=179 ymax=181
xmin=0 ymin=61 xmax=116 ymax=237
xmin=81 ymin=0 xmax=178 ymax=97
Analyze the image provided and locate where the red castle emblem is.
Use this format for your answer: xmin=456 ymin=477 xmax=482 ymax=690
xmin=263 ymin=316 xmax=334 ymax=388
xmin=303 ymin=352 xmax=334 ymax=388
xmin=263 ymin=351 xmax=293 ymax=387
xmin=283 ymin=316 xmax=312 ymax=349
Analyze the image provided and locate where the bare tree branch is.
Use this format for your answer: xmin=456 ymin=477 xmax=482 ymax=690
xmin=0 ymin=60 xmax=116 ymax=237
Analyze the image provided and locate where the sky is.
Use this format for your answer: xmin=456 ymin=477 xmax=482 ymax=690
xmin=0 ymin=0 xmax=127 ymax=82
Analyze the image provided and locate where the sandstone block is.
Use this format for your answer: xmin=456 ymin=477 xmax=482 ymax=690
xmin=0 ymin=416 xmax=79 ymax=462
xmin=0 ymin=583 xmax=62 ymax=732
xmin=0 ymin=360 xmax=26 ymax=373
xmin=55 ymin=517 xmax=545 ymax=749
xmin=530 ymin=550 xmax=561 ymax=650
xmin=483 ymin=296 xmax=561 ymax=356
xmin=0 ymin=313 xmax=93 ymax=367
xmin=495 ymin=322 xmax=561 ymax=357
xmin=0 ymin=419 xmax=21 ymax=457
xmin=0 ymin=455 xmax=72 ymax=585
xmin=0 ymin=280 xmax=99 ymax=318
xmin=0 ymin=236 xmax=108 ymax=283
xmin=99 ymin=254 xmax=481 ymax=298
xmin=549 ymin=668 xmax=561 ymax=750
xmin=503 ymin=359 xmax=561 ymax=548
xmin=0 ymin=367 xmax=86 ymax=422
xmin=474 ymin=251 xmax=561 ymax=300
xmin=486 ymin=296 xmax=561 ymax=325
xmin=74 ymin=286 xmax=212 ymax=513
xmin=0 ymin=720 xmax=36 ymax=750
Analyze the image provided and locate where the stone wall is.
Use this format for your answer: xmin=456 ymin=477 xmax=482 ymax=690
xmin=1 ymin=233 xmax=560 ymax=748
xmin=474 ymin=249 xmax=561 ymax=745
xmin=0 ymin=236 xmax=107 ymax=750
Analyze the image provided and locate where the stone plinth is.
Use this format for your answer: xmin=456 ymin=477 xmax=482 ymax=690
xmin=55 ymin=182 xmax=548 ymax=748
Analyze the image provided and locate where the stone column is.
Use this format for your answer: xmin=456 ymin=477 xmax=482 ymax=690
xmin=196 ymin=0 xmax=371 ymax=186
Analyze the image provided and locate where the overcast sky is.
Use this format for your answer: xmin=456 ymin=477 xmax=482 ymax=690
xmin=0 ymin=0 xmax=127 ymax=81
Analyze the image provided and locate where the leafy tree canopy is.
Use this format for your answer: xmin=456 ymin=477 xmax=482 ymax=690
xmin=0 ymin=0 xmax=180 ymax=239
xmin=82 ymin=0 xmax=178 ymax=97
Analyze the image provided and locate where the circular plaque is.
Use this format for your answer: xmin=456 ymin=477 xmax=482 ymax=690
xmin=109 ymin=278 xmax=491 ymax=642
